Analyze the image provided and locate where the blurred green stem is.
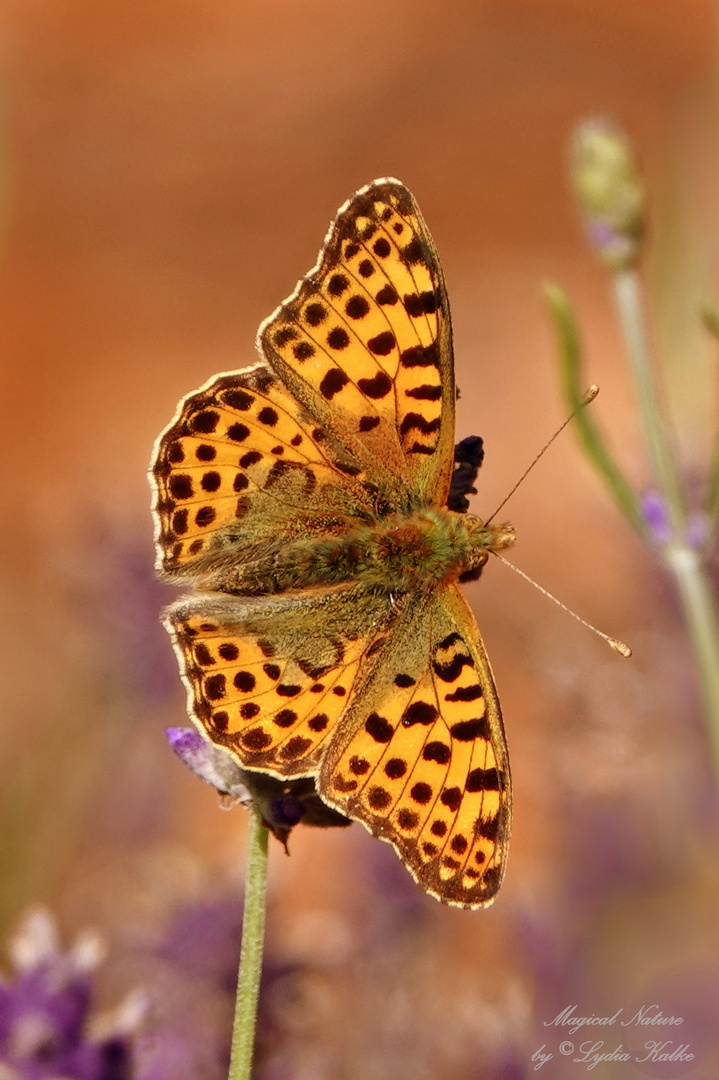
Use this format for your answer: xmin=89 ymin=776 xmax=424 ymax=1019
xmin=228 ymin=807 xmax=269 ymax=1080
xmin=612 ymin=270 xmax=687 ymax=530
xmin=666 ymin=545 xmax=719 ymax=773
xmin=700 ymin=303 xmax=719 ymax=535
xmin=545 ymin=283 xmax=645 ymax=533
xmin=612 ymin=269 xmax=719 ymax=782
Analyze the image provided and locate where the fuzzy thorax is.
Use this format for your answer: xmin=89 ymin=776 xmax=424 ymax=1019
xmin=222 ymin=508 xmax=515 ymax=596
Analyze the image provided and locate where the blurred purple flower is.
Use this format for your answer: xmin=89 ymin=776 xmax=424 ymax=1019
xmin=359 ymin=836 xmax=427 ymax=947
xmin=641 ymin=490 xmax=672 ymax=545
xmin=0 ymin=909 xmax=145 ymax=1080
xmin=70 ymin=521 xmax=177 ymax=705
xmin=0 ymin=899 xmax=300 ymax=1080
xmin=641 ymin=491 xmax=708 ymax=549
xmin=135 ymin=894 xmax=300 ymax=1080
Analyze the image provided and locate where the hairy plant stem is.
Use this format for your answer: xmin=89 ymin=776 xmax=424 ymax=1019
xmin=228 ymin=808 xmax=269 ymax=1080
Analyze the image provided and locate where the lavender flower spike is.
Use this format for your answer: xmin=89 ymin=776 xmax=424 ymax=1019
xmin=572 ymin=119 xmax=644 ymax=271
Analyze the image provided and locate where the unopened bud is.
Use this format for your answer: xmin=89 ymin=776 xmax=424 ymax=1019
xmin=572 ymin=120 xmax=644 ymax=271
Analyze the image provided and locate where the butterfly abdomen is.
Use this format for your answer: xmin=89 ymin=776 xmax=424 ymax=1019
xmin=219 ymin=508 xmax=515 ymax=596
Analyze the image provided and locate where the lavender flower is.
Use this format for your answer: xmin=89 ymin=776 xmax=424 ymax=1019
xmin=641 ymin=490 xmax=708 ymax=549
xmin=166 ymin=727 xmax=252 ymax=803
xmin=166 ymin=727 xmax=350 ymax=847
xmin=0 ymin=909 xmax=145 ymax=1080
xmin=571 ymin=119 xmax=644 ymax=271
xmin=640 ymin=490 xmax=672 ymax=546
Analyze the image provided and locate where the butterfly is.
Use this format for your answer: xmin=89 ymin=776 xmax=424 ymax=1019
xmin=150 ymin=179 xmax=517 ymax=908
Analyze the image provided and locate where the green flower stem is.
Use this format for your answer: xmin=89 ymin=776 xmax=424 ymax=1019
xmin=612 ymin=269 xmax=687 ymax=532
xmin=228 ymin=808 xmax=269 ymax=1080
xmin=612 ymin=269 xmax=719 ymax=782
xmin=700 ymin=304 xmax=719 ymax=535
xmin=544 ymin=283 xmax=646 ymax=534
xmin=665 ymin=545 xmax=719 ymax=780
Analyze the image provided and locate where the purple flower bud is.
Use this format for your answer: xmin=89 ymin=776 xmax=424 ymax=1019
xmin=165 ymin=727 xmax=250 ymax=801
xmin=165 ymin=728 xmax=351 ymax=846
xmin=572 ymin=119 xmax=644 ymax=271
xmin=641 ymin=490 xmax=672 ymax=545
xmin=641 ymin=492 xmax=708 ymax=549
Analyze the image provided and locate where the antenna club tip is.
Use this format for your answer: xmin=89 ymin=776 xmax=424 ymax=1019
xmin=609 ymin=638 xmax=632 ymax=658
xmin=583 ymin=384 xmax=600 ymax=404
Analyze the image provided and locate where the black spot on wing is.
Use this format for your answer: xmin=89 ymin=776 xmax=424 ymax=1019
xmin=397 ymin=808 xmax=419 ymax=831
xmin=365 ymin=713 xmax=393 ymax=743
xmin=326 ymin=328 xmax=350 ymax=352
xmin=410 ymin=782 xmax=432 ymax=804
xmin=358 ymin=371 xmax=393 ymax=399
xmin=328 ymin=274 xmax=349 ymax=296
xmin=422 ymin=741 xmax=451 ymax=765
xmin=440 ymin=787 xmax=462 ymax=812
xmin=384 ymin=758 xmax=407 ymax=779
xmin=400 ymin=343 xmax=440 ymax=369
xmin=401 ymin=701 xmax=438 ymax=727
xmin=367 ymin=331 xmax=396 ymax=357
xmin=280 ymin=736 xmax=312 ymax=759
xmin=274 ymin=327 xmax=299 ymax=348
xmin=169 ymin=475 xmax=193 ymax=500
xmin=293 ymin=341 xmax=316 ymax=361
xmin=195 ymin=506 xmax=216 ymax=528
xmin=467 ymin=768 xmax=501 ymax=792
xmin=319 ymin=368 xmax=349 ymax=399
xmin=404 ymin=384 xmax=442 ymax=401
xmin=304 ymin=302 xmax=327 ymax=326
xmin=242 ymin=728 xmax=272 ymax=750
xmin=402 ymin=237 xmax=428 ymax=265
xmin=433 ymin=652 xmax=473 ymax=683
xmin=191 ymin=410 xmax=220 ymax=434
xmin=367 ymin=787 xmax=391 ymax=810
xmin=449 ymin=716 xmax=491 ymax=742
xmin=403 ymin=291 xmax=438 ymax=316
xmin=376 ymin=285 xmax=399 ymax=306
xmin=345 ymin=295 xmax=370 ymax=319
xmin=399 ymin=413 xmax=441 ymax=436
xmin=240 ymin=451 xmax=262 ymax=468
xmin=221 ymin=388 xmax=254 ymax=411
xmin=444 ymin=684 xmax=483 ymax=702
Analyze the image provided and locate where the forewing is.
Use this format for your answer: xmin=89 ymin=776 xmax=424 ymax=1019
xmin=165 ymin=587 xmax=395 ymax=778
xmin=320 ymin=585 xmax=511 ymax=908
xmin=258 ymin=178 xmax=456 ymax=505
xmin=151 ymin=362 xmax=377 ymax=582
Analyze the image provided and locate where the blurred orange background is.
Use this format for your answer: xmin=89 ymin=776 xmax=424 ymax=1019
xmin=2 ymin=1 xmax=719 ymax=1077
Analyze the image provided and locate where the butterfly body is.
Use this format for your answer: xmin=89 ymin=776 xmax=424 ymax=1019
xmin=152 ymin=178 xmax=515 ymax=907
xmin=200 ymin=506 xmax=514 ymax=596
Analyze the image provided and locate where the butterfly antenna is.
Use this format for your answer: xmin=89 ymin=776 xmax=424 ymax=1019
xmin=484 ymin=385 xmax=599 ymax=525
xmin=490 ymin=551 xmax=632 ymax=657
